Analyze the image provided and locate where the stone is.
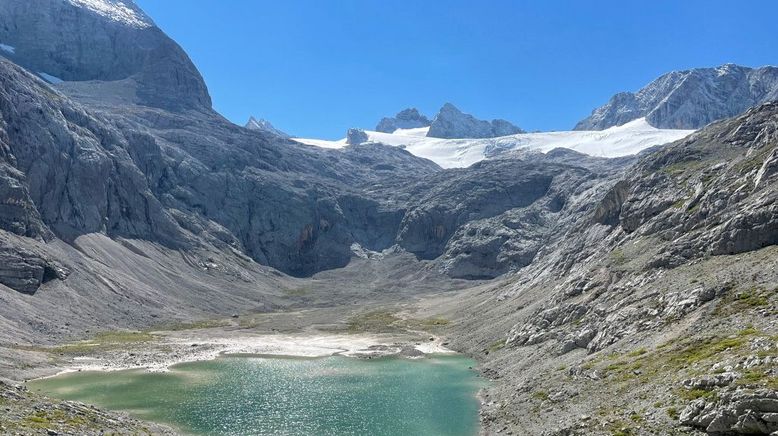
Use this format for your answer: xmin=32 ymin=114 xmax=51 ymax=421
xmin=427 ymin=103 xmax=523 ymax=139
xmin=346 ymin=128 xmax=369 ymax=145
xmin=575 ymin=64 xmax=778 ymax=130
xmin=245 ymin=117 xmax=290 ymax=138
xmin=375 ymin=108 xmax=431 ymax=133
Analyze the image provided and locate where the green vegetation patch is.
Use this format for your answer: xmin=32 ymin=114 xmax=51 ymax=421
xmin=347 ymin=311 xmax=403 ymax=333
xmin=486 ymin=340 xmax=506 ymax=353
xmin=347 ymin=311 xmax=451 ymax=334
xmin=47 ymin=330 xmax=158 ymax=355
xmin=152 ymin=319 xmax=231 ymax=332
xmin=713 ymin=287 xmax=775 ymax=316
xmin=282 ymin=287 xmax=313 ymax=297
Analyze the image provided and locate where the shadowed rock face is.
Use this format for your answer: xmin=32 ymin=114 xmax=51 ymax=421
xmin=0 ymin=47 xmax=611 ymax=286
xmin=575 ymin=64 xmax=778 ymax=130
xmin=427 ymin=103 xmax=523 ymax=139
xmin=375 ymin=108 xmax=431 ymax=133
xmin=0 ymin=0 xmax=211 ymax=111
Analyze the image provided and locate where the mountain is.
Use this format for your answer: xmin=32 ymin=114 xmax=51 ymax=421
xmin=375 ymin=108 xmax=431 ymax=133
xmin=296 ymin=118 xmax=694 ymax=168
xmin=576 ymin=64 xmax=778 ymax=130
xmin=245 ymin=116 xmax=290 ymax=138
xmin=0 ymin=1 xmax=777 ymax=435
xmin=0 ymin=0 xmax=211 ymax=111
xmin=450 ymin=102 xmax=778 ymax=434
xmin=427 ymin=103 xmax=524 ymax=139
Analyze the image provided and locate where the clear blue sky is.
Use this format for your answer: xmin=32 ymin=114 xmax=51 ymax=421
xmin=136 ymin=0 xmax=777 ymax=139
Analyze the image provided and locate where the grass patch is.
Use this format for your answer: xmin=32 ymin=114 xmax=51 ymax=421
xmin=405 ymin=317 xmax=450 ymax=330
xmin=347 ymin=311 xmax=450 ymax=334
xmin=714 ymin=287 xmax=774 ymax=316
xmin=667 ymin=407 xmax=679 ymax=420
xmin=347 ymin=311 xmax=402 ymax=333
xmin=282 ymin=287 xmax=312 ymax=297
xmin=48 ymin=330 xmax=158 ymax=355
xmin=486 ymin=340 xmax=506 ymax=353
xmin=665 ymin=336 xmax=746 ymax=367
xmin=531 ymin=390 xmax=550 ymax=401
xmin=609 ymin=248 xmax=628 ymax=266
xmin=151 ymin=319 xmax=230 ymax=332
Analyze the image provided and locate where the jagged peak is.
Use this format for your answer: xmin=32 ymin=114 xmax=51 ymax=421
xmin=245 ymin=116 xmax=289 ymax=138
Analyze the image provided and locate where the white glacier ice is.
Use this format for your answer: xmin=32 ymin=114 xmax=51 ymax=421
xmin=293 ymin=118 xmax=694 ymax=169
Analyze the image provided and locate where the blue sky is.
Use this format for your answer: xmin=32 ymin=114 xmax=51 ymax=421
xmin=136 ymin=0 xmax=778 ymax=139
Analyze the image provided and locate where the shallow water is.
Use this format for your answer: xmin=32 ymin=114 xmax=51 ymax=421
xmin=29 ymin=355 xmax=484 ymax=436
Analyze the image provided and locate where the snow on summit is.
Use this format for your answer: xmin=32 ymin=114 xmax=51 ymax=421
xmin=294 ymin=118 xmax=695 ymax=169
xmin=67 ymin=0 xmax=153 ymax=28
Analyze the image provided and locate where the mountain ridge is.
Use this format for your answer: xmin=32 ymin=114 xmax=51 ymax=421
xmin=0 ymin=2 xmax=776 ymax=435
xmin=576 ymin=63 xmax=778 ymax=130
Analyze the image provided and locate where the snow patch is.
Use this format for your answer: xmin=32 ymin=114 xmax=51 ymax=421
xmin=67 ymin=0 xmax=153 ymax=28
xmin=293 ymin=118 xmax=695 ymax=169
xmin=38 ymin=72 xmax=64 ymax=84
xmin=0 ymin=43 xmax=15 ymax=54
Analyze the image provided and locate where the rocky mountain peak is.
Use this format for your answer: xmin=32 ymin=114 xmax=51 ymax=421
xmin=0 ymin=0 xmax=211 ymax=111
xmin=67 ymin=0 xmax=153 ymax=28
xmin=245 ymin=116 xmax=290 ymax=138
xmin=375 ymin=107 xmax=431 ymax=133
xmin=575 ymin=63 xmax=778 ymax=130
xmin=426 ymin=103 xmax=524 ymax=139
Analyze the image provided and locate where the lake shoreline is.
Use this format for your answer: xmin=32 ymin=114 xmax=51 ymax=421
xmin=26 ymin=323 xmax=458 ymax=382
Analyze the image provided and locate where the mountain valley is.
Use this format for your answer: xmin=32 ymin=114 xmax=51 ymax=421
xmin=0 ymin=1 xmax=776 ymax=435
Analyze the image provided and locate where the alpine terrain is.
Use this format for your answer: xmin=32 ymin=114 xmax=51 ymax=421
xmin=0 ymin=1 xmax=776 ymax=435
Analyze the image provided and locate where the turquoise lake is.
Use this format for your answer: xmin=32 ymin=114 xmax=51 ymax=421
xmin=28 ymin=355 xmax=484 ymax=436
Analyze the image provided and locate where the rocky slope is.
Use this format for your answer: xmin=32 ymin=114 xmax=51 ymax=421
xmin=0 ymin=1 xmax=776 ymax=436
xmin=442 ymin=102 xmax=778 ymax=435
xmin=576 ymin=64 xmax=778 ymax=130
xmin=427 ymin=103 xmax=524 ymax=139
xmin=375 ymin=108 xmax=431 ymax=133
xmin=0 ymin=0 xmax=614 ymax=324
xmin=0 ymin=0 xmax=211 ymax=112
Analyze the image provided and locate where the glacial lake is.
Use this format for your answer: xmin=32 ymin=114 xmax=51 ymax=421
xmin=29 ymin=355 xmax=484 ymax=436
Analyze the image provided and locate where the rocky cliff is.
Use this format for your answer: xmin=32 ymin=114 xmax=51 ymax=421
xmin=0 ymin=0 xmax=211 ymax=111
xmin=375 ymin=108 xmax=431 ymax=133
xmin=576 ymin=64 xmax=778 ymax=130
xmin=447 ymin=102 xmax=778 ymax=435
xmin=427 ymin=103 xmax=524 ymax=138
xmin=0 ymin=2 xmax=776 ymax=436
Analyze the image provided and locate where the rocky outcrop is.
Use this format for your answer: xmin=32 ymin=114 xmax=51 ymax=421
xmin=375 ymin=108 xmax=431 ymax=133
xmin=427 ymin=103 xmax=523 ymax=139
xmin=576 ymin=64 xmax=778 ymax=130
xmin=346 ymin=128 xmax=369 ymax=145
xmin=0 ymin=0 xmax=211 ymax=111
xmin=617 ymin=102 xmax=778 ymax=265
xmin=680 ymin=389 xmax=778 ymax=435
xmin=245 ymin=116 xmax=289 ymax=138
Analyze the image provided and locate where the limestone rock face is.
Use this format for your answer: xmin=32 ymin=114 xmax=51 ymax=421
xmin=346 ymin=128 xmax=369 ymax=145
xmin=375 ymin=108 xmax=431 ymax=133
xmin=680 ymin=389 xmax=778 ymax=435
xmin=0 ymin=0 xmax=211 ymax=111
xmin=245 ymin=117 xmax=289 ymax=138
xmin=576 ymin=64 xmax=778 ymax=130
xmin=617 ymin=102 xmax=778 ymax=265
xmin=427 ymin=103 xmax=523 ymax=139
